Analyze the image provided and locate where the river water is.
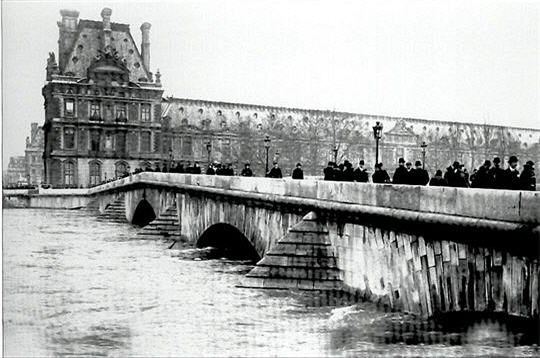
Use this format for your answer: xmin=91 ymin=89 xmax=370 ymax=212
xmin=3 ymin=209 xmax=539 ymax=357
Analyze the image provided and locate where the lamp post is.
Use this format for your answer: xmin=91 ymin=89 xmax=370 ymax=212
xmin=264 ymin=135 xmax=271 ymax=174
xmin=420 ymin=141 xmax=427 ymax=169
xmin=168 ymin=148 xmax=173 ymax=172
xmin=372 ymin=121 xmax=383 ymax=167
xmin=333 ymin=145 xmax=338 ymax=163
xmin=206 ymin=140 xmax=212 ymax=168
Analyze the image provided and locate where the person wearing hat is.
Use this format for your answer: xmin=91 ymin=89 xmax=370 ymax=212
xmin=410 ymin=160 xmax=430 ymax=185
xmin=489 ymin=157 xmax=505 ymax=189
xmin=504 ymin=156 xmax=520 ymax=190
xmin=267 ymin=161 xmax=283 ymax=179
xmin=292 ymin=163 xmax=304 ymax=180
xmin=372 ymin=163 xmax=391 ymax=184
xmin=342 ymin=160 xmax=354 ymax=181
xmin=471 ymin=160 xmax=492 ymax=188
xmin=519 ymin=160 xmax=535 ymax=191
xmin=323 ymin=161 xmax=334 ymax=181
xmin=447 ymin=161 xmax=468 ymax=187
xmin=353 ymin=160 xmax=369 ymax=183
xmin=241 ymin=163 xmax=253 ymax=177
xmin=429 ymin=169 xmax=448 ymax=186
xmin=206 ymin=163 xmax=215 ymax=175
xmin=392 ymin=157 xmax=408 ymax=185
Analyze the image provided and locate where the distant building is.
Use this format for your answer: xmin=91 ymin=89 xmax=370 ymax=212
xmin=40 ymin=8 xmax=540 ymax=186
xmin=4 ymin=156 xmax=27 ymax=187
xmin=42 ymin=8 xmax=163 ymax=187
xmin=25 ymin=123 xmax=44 ymax=185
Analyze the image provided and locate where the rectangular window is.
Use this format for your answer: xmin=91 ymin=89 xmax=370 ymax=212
xmin=182 ymin=136 xmax=192 ymax=156
xmin=116 ymin=103 xmax=127 ymax=121
xmin=90 ymin=131 xmax=100 ymax=152
xmin=141 ymin=104 xmax=151 ymax=122
xmin=65 ymin=99 xmax=75 ymax=117
xmin=90 ymin=102 xmax=101 ymax=120
xmin=64 ymin=162 xmax=75 ymax=185
xmin=64 ymin=128 xmax=75 ymax=149
xmin=141 ymin=132 xmax=151 ymax=152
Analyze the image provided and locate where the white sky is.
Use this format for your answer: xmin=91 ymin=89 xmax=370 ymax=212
xmin=2 ymin=0 xmax=539 ymax=168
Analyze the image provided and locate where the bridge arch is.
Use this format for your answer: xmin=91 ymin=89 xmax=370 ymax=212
xmin=131 ymin=199 xmax=156 ymax=227
xmin=197 ymin=223 xmax=261 ymax=262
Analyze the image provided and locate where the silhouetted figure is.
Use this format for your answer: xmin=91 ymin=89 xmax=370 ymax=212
xmin=353 ymin=160 xmax=369 ymax=183
xmin=206 ymin=164 xmax=215 ymax=175
xmin=215 ymin=163 xmax=225 ymax=175
xmin=429 ymin=170 xmax=448 ymax=186
xmin=224 ymin=163 xmax=234 ymax=176
xmin=241 ymin=163 xmax=253 ymax=177
xmin=342 ymin=160 xmax=354 ymax=181
xmin=447 ymin=161 xmax=468 ymax=187
xmin=154 ymin=164 xmax=161 ymax=172
xmin=323 ymin=162 xmax=334 ymax=181
xmin=176 ymin=163 xmax=185 ymax=173
xmin=192 ymin=162 xmax=202 ymax=174
xmin=372 ymin=163 xmax=391 ymax=184
xmin=267 ymin=162 xmax=283 ymax=178
xmin=334 ymin=163 xmax=344 ymax=181
xmin=504 ymin=156 xmax=520 ymax=190
xmin=471 ymin=160 xmax=492 ymax=188
xmin=519 ymin=161 xmax=536 ymax=191
xmin=489 ymin=157 xmax=506 ymax=189
xmin=292 ymin=163 xmax=304 ymax=179
xmin=404 ymin=162 xmax=414 ymax=184
xmin=392 ymin=158 xmax=408 ymax=184
xmin=410 ymin=161 xmax=429 ymax=185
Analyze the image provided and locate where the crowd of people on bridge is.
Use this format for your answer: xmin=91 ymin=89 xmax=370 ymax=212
xmin=101 ymin=154 xmax=536 ymax=192
xmin=322 ymin=155 xmax=536 ymax=191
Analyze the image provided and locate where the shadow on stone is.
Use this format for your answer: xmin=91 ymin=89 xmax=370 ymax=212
xmin=197 ymin=224 xmax=260 ymax=263
xmin=131 ymin=199 xmax=156 ymax=227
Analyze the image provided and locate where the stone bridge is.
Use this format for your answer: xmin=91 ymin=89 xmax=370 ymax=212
xmin=86 ymin=172 xmax=539 ymax=319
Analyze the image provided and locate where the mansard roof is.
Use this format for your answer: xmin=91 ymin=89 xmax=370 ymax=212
xmin=60 ymin=19 xmax=151 ymax=83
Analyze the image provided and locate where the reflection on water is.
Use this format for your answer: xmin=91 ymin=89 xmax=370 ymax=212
xmin=3 ymin=209 xmax=539 ymax=357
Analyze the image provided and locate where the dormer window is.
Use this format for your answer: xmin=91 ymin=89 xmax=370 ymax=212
xmin=65 ymin=99 xmax=75 ymax=117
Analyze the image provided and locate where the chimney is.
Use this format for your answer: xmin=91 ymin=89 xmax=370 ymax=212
xmin=31 ymin=123 xmax=38 ymax=142
xmin=57 ymin=9 xmax=79 ymax=71
xmin=101 ymin=8 xmax=113 ymax=50
xmin=140 ymin=22 xmax=151 ymax=72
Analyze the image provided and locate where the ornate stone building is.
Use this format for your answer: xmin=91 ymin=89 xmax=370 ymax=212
xmin=162 ymin=97 xmax=540 ymax=177
xmin=42 ymin=8 xmax=163 ymax=187
xmin=40 ymin=8 xmax=539 ymax=185
xmin=4 ymin=157 xmax=27 ymax=186
xmin=25 ymin=123 xmax=45 ymax=185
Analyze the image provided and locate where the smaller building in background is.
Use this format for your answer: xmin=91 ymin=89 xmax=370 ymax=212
xmin=25 ymin=122 xmax=45 ymax=185
xmin=4 ymin=156 xmax=27 ymax=187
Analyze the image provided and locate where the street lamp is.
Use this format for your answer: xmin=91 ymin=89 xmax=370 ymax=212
xmin=332 ymin=145 xmax=338 ymax=163
xmin=168 ymin=148 xmax=173 ymax=172
xmin=420 ymin=141 xmax=428 ymax=169
xmin=264 ymin=135 xmax=271 ymax=174
xmin=372 ymin=121 xmax=383 ymax=167
xmin=206 ymin=140 xmax=212 ymax=167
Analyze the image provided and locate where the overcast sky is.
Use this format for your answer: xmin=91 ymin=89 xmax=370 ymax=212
xmin=2 ymin=0 xmax=539 ymax=167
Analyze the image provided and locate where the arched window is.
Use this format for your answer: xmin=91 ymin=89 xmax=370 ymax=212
xmin=64 ymin=161 xmax=75 ymax=186
xmin=89 ymin=161 xmax=101 ymax=186
xmin=115 ymin=162 xmax=128 ymax=178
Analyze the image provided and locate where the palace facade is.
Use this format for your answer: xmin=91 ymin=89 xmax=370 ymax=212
xmin=41 ymin=8 xmax=539 ymax=186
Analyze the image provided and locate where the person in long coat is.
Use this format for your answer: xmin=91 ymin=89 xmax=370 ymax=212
xmin=519 ymin=161 xmax=536 ymax=191
xmin=410 ymin=161 xmax=429 ymax=185
xmin=392 ymin=158 xmax=408 ymax=184
xmin=292 ymin=163 xmax=304 ymax=179
xmin=353 ymin=160 xmax=369 ymax=182
xmin=372 ymin=163 xmax=391 ymax=184
xmin=267 ymin=162 xmax=283 ymax=178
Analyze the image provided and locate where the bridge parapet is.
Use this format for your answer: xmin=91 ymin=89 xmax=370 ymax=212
xmin=89 ymin=172 xmax=539 ymax=226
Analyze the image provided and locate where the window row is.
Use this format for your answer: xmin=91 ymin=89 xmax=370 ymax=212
xmin=64 ymin=99 xmax=152 ymax=122
xmin=51 ymin=160 xmax=130 ymax=187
